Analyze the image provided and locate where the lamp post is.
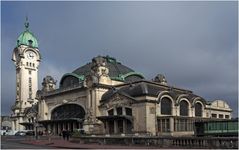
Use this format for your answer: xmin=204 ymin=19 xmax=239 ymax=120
xmin=34 ymin=120 xmax=38 ymax=140
xmin=32 ymin=106 xmax=39 ymax=140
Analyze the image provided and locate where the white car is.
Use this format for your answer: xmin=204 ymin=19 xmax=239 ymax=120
xmin=1 ymin=130 xmax=19 ymax=136
xmin=6 ymin=130 xmax=18 ymax=135
xmin=0 ymin=130 xmax=7 ymax=135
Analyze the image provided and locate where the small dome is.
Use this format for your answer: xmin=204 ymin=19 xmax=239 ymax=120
xmin=16 ymin=18 xmax=38 ymax=48
xmin=17 ymin=30 xmax=38 ymax=48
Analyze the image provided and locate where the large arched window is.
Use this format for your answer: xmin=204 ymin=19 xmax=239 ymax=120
xmin=51 ymin=104 xmax=85 ymax=120
xmin=180 ymin=100 xmax=189 ymax=116
xmin=161 ymin=97 xmax=172 ymax=115
xmin=195 ymin=102 xmax=202 ymax=117
xmin=60 ymin=76 xmax=79 ymax=88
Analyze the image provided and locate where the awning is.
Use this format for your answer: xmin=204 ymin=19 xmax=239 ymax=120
xmin=38 ymin=118 xmax=84 ymax=124
xmin=97 ymin=115 xmax=133 ymax=122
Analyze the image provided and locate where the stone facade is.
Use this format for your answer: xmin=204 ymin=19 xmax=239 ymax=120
xmin=99 ymin=80 xmax=232 ymax=136
xmin=1 ymin=116 xmax=12 ymax=130
xmin=11 ymin=45 xmax=40 ymax=131
xmin=34 ymin=56 xmax=232 ymax=136
xmin=11 ymin=20 xmax=41 ymax=131
xmin=11 ymin=22 xmax=233 ymax=136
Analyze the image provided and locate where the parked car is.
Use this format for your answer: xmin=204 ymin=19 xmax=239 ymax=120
xmin=6 ymin=130 xmax=18 ymax=135
xmin=0 ymin=130 xmax=7 ymax=136
xmin=1 ymin=130 xmax=18 ymax=136
xmin=26 ymin=130 xmax=35 ymax=136
xmin=15 ymin=131 xmax=26 ymax=136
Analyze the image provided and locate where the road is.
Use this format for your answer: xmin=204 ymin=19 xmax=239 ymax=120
xmin=1 ymin=136 xmax=53 ymax=149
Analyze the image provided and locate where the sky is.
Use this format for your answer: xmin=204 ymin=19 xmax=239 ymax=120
xmin=1 ymin=1 xmax=238 ymax=117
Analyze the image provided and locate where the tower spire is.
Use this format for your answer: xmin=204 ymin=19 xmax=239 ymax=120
xmin=24 ymin=16 xmax=29 ymax=30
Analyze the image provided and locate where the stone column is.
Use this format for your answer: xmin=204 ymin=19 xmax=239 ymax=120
xmin=123 ymin=120 xmax=126 ymax=134
xmin=12 ymin=120 xmax=15 ymax=131
xmin=105 ymin=122 xmax=109 ymax=134
xmin=73 ymin=122 xmax=76 ymax=130
xmin=114 ymin=120 xmax=118 ymax=134
xmin=19 ymin=117 xmax=24 ymax=130
xmin=122 ymin=107 xmax=126 ymax=115
xmin=53 ymin=123 xmax=57 ymax=135
xmin=58 ymin=123 xmax=61 ymax=133
xmin=63 ymin=123 xmax=66 ymax=130
xmin=68 ymin=122 xmax=70 ymax=130
xmin=170 ymin=117 xmax=174 ymax=132
xmin=174 ymin=119 xmax=177 ymax=132
xmin=47 ymin=124 xmax=51 ymax=132
xmin=159 ymin=120 xmax=161 ymax=132
xmin=92 ymin=90 xmax=96 ymax=120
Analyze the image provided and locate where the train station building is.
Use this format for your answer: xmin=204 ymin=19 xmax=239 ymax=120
xmin=11 ymin=20 xmax=232 ymax=136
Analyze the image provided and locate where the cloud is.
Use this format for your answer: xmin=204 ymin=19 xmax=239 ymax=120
xmin=1 ymin=1 xmax=238 ymax=117
xmin=39 ymin=61 xmax=69 ymax=87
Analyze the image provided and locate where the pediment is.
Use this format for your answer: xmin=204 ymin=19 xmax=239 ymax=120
xmin=102 ymin=93 xmax=135 ymax=109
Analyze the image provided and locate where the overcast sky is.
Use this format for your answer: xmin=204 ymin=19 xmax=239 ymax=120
xmin=1 ymin=1 xmax=238 ymax=117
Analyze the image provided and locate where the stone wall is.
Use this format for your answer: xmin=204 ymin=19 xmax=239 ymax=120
xmin=71 ymin=136 xmax=238 ymax=149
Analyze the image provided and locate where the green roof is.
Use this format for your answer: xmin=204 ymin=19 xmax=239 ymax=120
xmin=16 ymin=18 xmax=38 ymax=48
xmin=72 ymin=56 xmax=145 ymax=83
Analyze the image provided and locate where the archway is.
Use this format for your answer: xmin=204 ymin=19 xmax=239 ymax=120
xmin=51 ymin=104 xmax=85 ymax=120
xmin=48 ymin=104 xmax=85 ymax=135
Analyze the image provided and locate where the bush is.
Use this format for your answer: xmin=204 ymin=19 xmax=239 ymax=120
xmin=72 ymin=129 xmax=85 ymax=137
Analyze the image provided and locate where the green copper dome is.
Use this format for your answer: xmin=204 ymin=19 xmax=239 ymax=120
xmin=16 ymin=18 xmax=38 ymax=48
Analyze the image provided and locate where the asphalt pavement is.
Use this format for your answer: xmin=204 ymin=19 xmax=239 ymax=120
xmin=1 ymin=135 xmax=157 ymax=149
xmin=1 ymin=136 xmax=53 ymax=149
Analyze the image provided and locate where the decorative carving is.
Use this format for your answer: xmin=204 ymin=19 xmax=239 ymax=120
xmin=86 ymin=108 xmax=94 ymax=123
xmin=91 ymin=56 xmax=109 ymax=78
xmin=107 ymin=94 xmax=132 ymax=108
xmin=92 ymin=56 xmax=106 ymax=67
xmin=153 ymin=74 xmax=168 ymax=85
xmin=42 ymin=76 xmax=57 ymax=92
xmin=84 ymin=75 xmax=98 ymax=88
xmin=150 ymin=107 xmax=155 ymax=114
xmin=62 ymin=99 xmax=68 ymax=103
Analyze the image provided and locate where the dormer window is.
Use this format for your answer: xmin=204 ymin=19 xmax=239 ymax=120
xmin=28 ymin=40 xmax=33 ymax=46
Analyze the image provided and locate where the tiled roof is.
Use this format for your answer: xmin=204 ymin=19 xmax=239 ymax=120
xmin=101 ymin=80 xmax=207 ymax=105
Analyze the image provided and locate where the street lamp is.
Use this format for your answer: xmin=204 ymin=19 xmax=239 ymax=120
xmin=34 ymin=118 xmax=39 ymax=140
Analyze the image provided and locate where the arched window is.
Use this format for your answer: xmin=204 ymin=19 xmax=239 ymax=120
xmin=61 ymin=76 xmax=80 ymax=88
xmin=108 ymin=109 xmax=114 ymax=116
xmin=180 ymin=100 xmax=189 ymax=116
xmin=51 ymin=104 xmax=85 ymax=120
xmin=161 ymin=97 xmax=172 ymax=115
xmin=195 ymin=102 xmax=202 ymax=117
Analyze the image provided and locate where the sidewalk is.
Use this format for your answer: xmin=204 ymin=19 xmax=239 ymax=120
xmin=21 ymin=137 xmax=158 ymax=149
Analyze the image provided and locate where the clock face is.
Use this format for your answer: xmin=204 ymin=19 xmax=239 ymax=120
xmin=26 ymin=51 xmax=35 ymax=60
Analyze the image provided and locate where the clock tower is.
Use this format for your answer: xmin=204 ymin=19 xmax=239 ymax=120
xmin=11 ymin=18 xmax=41 ymax=131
